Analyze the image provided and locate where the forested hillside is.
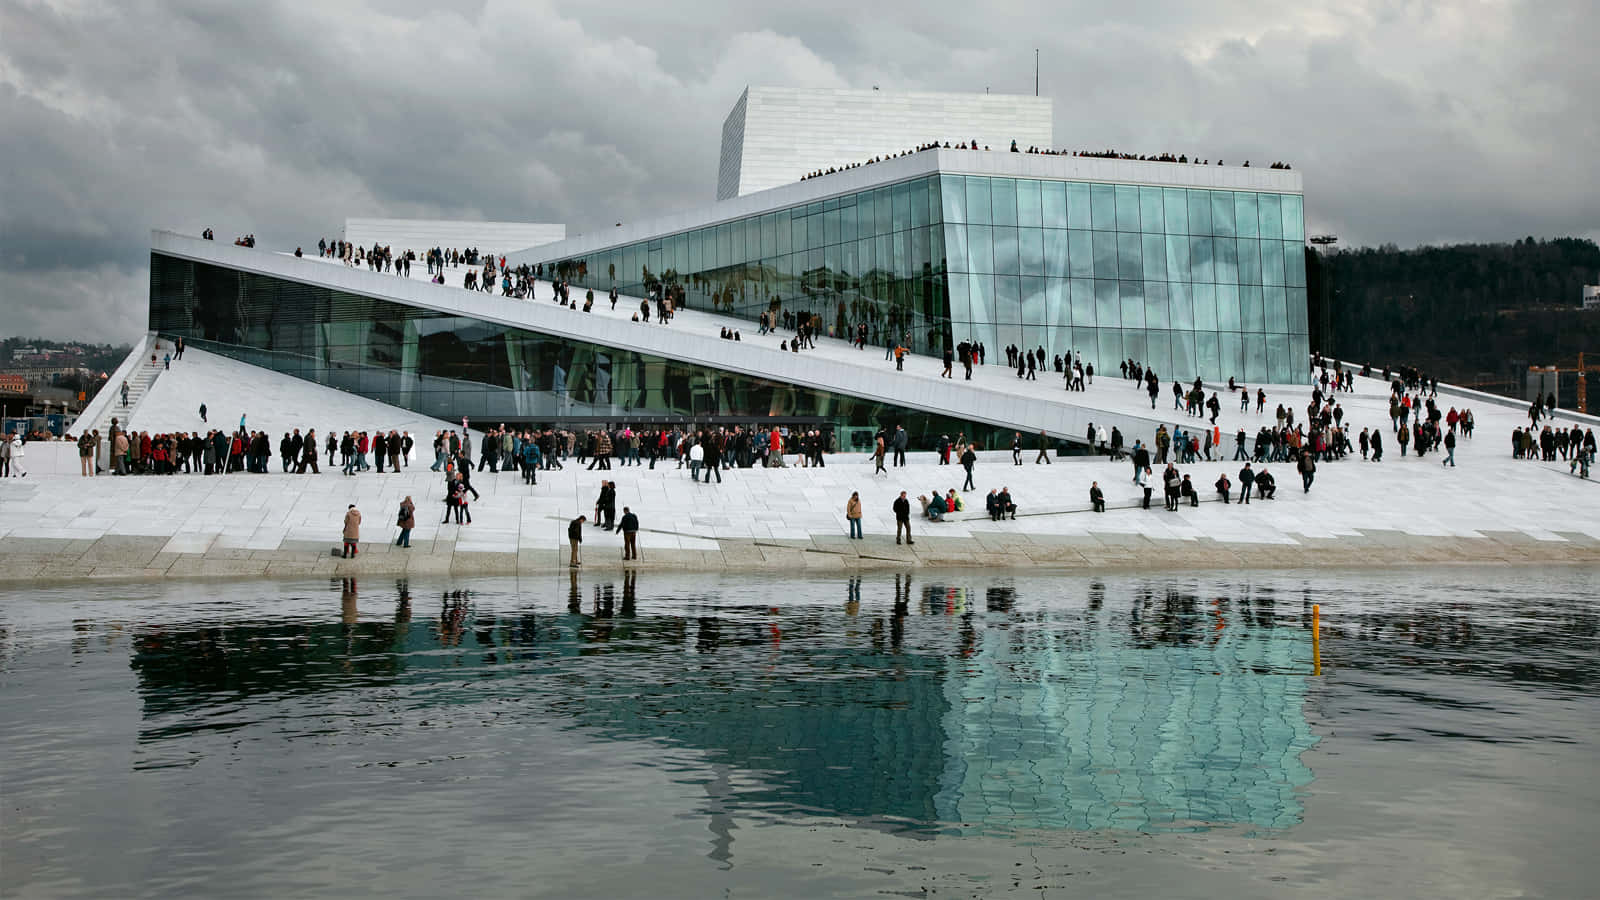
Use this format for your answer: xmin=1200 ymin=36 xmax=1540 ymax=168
xmin=1307 ymin=237 xmax=1600 ymax=395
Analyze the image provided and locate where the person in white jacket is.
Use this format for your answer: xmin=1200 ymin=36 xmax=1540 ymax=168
xmin=7 ymin=433 xmax=24 ymax=478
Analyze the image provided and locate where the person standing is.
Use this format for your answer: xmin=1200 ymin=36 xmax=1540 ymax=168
xmin=395 ymin=496 xmax=415 ymax=548
xmin=341 ymin=505 xmax=362 ymax=558
xmin=568 ymin=515 xmax=586 ymax=567
xmin=620 ymin=507 xmax=640 ymax=560
xmin=893 ymin=491 xmax=913 ymax=545
xmin=846 ymin=491 xmax=863 ymax=539
xmin=1012 ymin=432 xmax=1022 ymax=466
xmin=892 ymin=426 xmax=908 ymax=467
xmin=1238 ymin=463 xmax=1255 ymax=504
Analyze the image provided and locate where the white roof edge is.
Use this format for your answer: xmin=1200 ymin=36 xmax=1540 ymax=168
xmin=516 ymin=149 xmax=1303 ymax=264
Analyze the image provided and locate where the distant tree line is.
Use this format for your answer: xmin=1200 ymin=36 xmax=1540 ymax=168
xmin=1307 ymin=237 xmax=1600 ymax=399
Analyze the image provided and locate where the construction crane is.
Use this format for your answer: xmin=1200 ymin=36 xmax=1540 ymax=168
xmin=1534 ymin=352 xmax=1600 ymax=413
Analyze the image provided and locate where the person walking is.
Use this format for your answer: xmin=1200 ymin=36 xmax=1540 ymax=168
xmin=893 ymin=491 xmax=913 ymax=545
xmin=568 ymin=515 xmax=586 ymax=567
xmin=960 ymin=445 xmax=977 ymax=491
xmin=1035 ymin=430 xmax=1052 ymax=464
xmin=1442 ymin=429 xmax=1457 ymax=467
xmin=1298 ymin=451 xmax=1316 ymax=493
xmin=846 ymin=491 xmax=863 ymax=539
xmin=395 ymin=496 xmax=415 ymax=548
xmin=341 ymin=504 xmax=362 ymax=558
xmin=1012 ymin=432 xmax=1023 ymax=466
xmin=873 ymin=434 xmax=887 ymax=475
xmin=620 ymin=507 xmax=640 ymax=560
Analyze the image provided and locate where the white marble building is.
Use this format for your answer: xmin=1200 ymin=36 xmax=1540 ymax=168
xmin=717 ymin=86 xmax=1053 ymax=199
xmin=342 ymin=218 xmax=565 ymax=256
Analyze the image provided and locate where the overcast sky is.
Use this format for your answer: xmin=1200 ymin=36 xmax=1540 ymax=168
xmin=2 ymin=0 xmax=1595 ymax=344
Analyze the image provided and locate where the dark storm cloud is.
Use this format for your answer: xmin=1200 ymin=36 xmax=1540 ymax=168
xmin=1 ymin=0 xmax=1594 ymax=342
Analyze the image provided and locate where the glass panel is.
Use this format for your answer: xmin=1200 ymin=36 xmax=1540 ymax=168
xmin=967 ymin=225 xmax=993 ymax=274
xmin=1070 ymin=278 xmax=1096 ymax=326
xmin=1284 ymin=242 xmax=1306 ymax=287
xmin=1044 ymin=229 xmax=1070 ymax=278
xmin=1019 ymin=229 xmax=1045 ymax=277
xmin=790 ymin=213 xmax=806 ymax=252
xmin=1196 ymin=331 xmax=1220 ymax=381
xmin=1264 ymin=286 xmax=1288 ymax=333
xmin=774 ymin=209 xmax=791 ymax=256
xmin=1022 ymin=276 xmax=1047 ymax=326
xmin=910 ymin=179 xmax=929 ymax=229
xmin=1068 ymin=230 xmax=1095 ymax=278
xmin=1188 ymin=190 xmax=1213 ymax=236
xmin=1290 ymin=334 xmax=1310 ymax=380
xmin=1210 ymin=191 xmax=1236 ymax=237
xmin=1041 ymin=181 xmax=1067 ymax=228
xmin=1287 ymin=287 xmax=1309 ymax=334
xmin=1141 ymin=234 xmax=1167 ymax=281
xmin=965 ymin=178 xmax=992 ymax=226
xmin=994 ymin=275 xmax=1021 ymax=327
xmin=1163 ymin=188 xmax=1189 ymax=235
xmin=1258 ymin=193 xmax=1282 ymax=240
xmin=1236 ymin=238 xmax=1261 ymax=285
xmin=944 ymin=224 xmax=969 ymax=273
xmin=992 ymin=226 xmax=1019 ymax=274
xmin=1281 ymin=194 xmax=1304 ymax=241
xmin=941 ymin=176 xmax=966 ymax=223
xmin=1169 ymin=281 xmax=1194 ymax=331
xmin=1260 ymin=239 xmax=1284 ymax=287
xmin=1115 ymin=185 xmax=1141 ymax=232
xmin=761 ymin=214 xmax=776 ymax=258
xmin=1139 ymin=187 xmax=1165 ymax=234
xmin=1240 ymin=285 xmax=1265 ymax=332
xmin=1117 ymin=232 xmax=1143 ymax=281
xmin=1216 ymin=283 xmax=1241 ymax=331
xmin=1220 ymin=332 xmax=1244 ymax=380
xmin=1145 ymin=330 xmax=1171 ymax=378
xmin=893 ymin=182 xmax=911 ymax=233
xmin=1189 ymin=236 xmax=1214 ymax=283
xmin=1122 ymin=330 xmax=1145 ymax=372
xmin=1214 ymin=238 xmax=1238 ymax=284
xmin=1234 ymin=192 xmax=1259 ymax=238
xmin=968 ymin=273 xmax=994 ymax=333
xmin=1144 ymin=281 xmax=1169 ymax=329
xmin=823 ymin=208 xmax=839 ymax=247
xmin=1090 ymin=184 xmax=1116 ymax=231
xmin=946 ymin=274 xmax=970 ymax=321
xmin=1067 ymin=183 xmax=1093 ymax=229
xmin=1267 ymin=333 xmax=1290 ymax=384
xmin=1045 ymin=277 xmax=1069 ymax=327
xmin=1120 ymin=280 xmax=1145 ymax=328
xmin=840 ymin=200 xmax=857 ymax=243
xmin=1097 ymin=329 xmax=1123 ymax=374
xmin=990 ymin=178 xmax=1017 ymax=227
xmin=1016 ymin=179 xmax=1042 ymax=228
xmin=1094 ymin=279 xmax=1120 ymax=327
xmin=1092 ymin=231 xmax=1119 ymax=279
xmin=1243 ymin=334 xmax=1266 ymax=382
xmin=1166 ymin=234 xmax=1190 ymax=283
xmin=1170 ymin=330 xmax=1195 ymax=380
xmin=874 ymin=190 xmax=892 ymax=235
xmin=927 ymin=176 xmax=942 ymax=226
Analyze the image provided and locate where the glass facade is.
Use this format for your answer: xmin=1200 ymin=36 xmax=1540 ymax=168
xmin=147 ymin=254 xmax=1031 ymax=449
xmin=537 ymin=174 xmax=1308 ymax=384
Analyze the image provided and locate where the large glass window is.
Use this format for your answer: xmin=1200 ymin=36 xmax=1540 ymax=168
xmin=1115 ymin=185 xmax=1141 ymax=232
xmin=1264 ymin=286 xmax=1288 ymax=333
xmin=1016 ymin=179 xmax=1042 ymax=228
xmin=993 ymin=226 xmax=1020 ymax=275
xmin=1018 ymin=229 xmax=1045 ymax=277
xmin=1139 ymin=187 xmax=1165 ymax=234
xmin=1258 ymin=194 xmax=1282 ymax=240
xmin=1041 ymin=181 xmax=1067 ymax=229
xmin=990 ymin=178 xmax=1016 ymax=227
xmin=1240 ymin=285 xmax=1265 ymax=332
xmin=1163 ymin=188 xmax=1189 ymax=235
xmin=966 ymin=178 xmax=992 ymax=226
xmin=1144 ymin=281 xmax=1170 ymax=329
xmin=1236 ymin=238 xmax=1261 ymax=285
xmin=1217 ymin=283 xmax=1242 ymax=332
xmin=1092 ymin=231 xmax=1119 ymax=279
xmin=1117 ymin=232 xmax=1143 ymax=281
xmin=1165 ymin=234 xmax=1190 ymax=284
xmin=1281 ymin=194 xmax=1304 ymax=242
xmin=1094 ymin=280 xmax=1120 ymax=327
xmin=941 ymin=175 xmax=966 ymax=222
xmin=1044 ymin=229 xmax=1070 ymax=278
xmin=1068 ymin=230 xmax=1095 ymax=278
xmin=1211 ymin=192 xmax=1236 ymax=237
xmin=1234 ymin=192 xmax=1260 ymax=239
xmin=1090 ymin=184 xmax=1116 ymax=231
xmin=1169 ymin=281 xmax=1194 ymax=331
xmin=1120 ymin=280 xmax=1145 ymax=328
xmin=1141 ymin=234 xmax=1167 ymax=281
xmin=967 ymin=225 xmax=993 ymax=274
xmin=1261 ymin=239 xmax=1284 ymax=287
xmin=1070 ymin=278 xmax=1096 ymax=327
xmin=1187 ymin=190 xmax=1212 ymax=236
xmin=1067 ymin=183 xmax=1093 ymax=230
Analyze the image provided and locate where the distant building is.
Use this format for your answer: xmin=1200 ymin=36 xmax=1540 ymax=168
xmin=1583 ymin=284 xmax=1599 ymax=310
xmin=0 ymin=374 xmax=28 ymax=394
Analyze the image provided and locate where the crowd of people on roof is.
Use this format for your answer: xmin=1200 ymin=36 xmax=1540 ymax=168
xmin=799 ymin=139 xmax=1291 ymax=181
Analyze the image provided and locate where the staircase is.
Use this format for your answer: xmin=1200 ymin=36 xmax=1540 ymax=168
xmin=90 ymin=338 xmax=165 ymax=437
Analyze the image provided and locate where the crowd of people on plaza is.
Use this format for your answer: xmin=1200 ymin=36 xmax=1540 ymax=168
xmin=798 ymin=138 xmax=1291 ymax=182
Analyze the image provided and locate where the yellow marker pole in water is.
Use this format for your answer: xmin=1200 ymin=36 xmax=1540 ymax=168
xmin=1312 ymin=604 xmax=1322 ymax=676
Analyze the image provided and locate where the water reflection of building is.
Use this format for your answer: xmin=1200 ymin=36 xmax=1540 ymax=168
xmin=126 ymin=579 xmax=1317 ymax=833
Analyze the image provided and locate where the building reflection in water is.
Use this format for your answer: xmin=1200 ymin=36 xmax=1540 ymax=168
xmin=126 ymin=572 xmax=1319 ymax=836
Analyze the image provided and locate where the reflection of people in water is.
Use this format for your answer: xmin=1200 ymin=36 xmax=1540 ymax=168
xmin=395 ymin=579 xmax=412 ymax=625
xmin=845 ymin=576 xmax=861 ymax=615
xmin=341 ymin=578 xmax=358 ymax=624
xmin=567 ymin=569 xmax=582 ymax=615
xmin=439 ymin=590 xmax=467 ymax=647
xmin=621 ymin=570 xmax=637 ymax=618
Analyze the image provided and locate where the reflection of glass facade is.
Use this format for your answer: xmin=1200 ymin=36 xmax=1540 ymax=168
xmin=146 ymin=253 xmax=1024 ymax=448
xmin=539 ymin=173 xmax=1309 ymax=384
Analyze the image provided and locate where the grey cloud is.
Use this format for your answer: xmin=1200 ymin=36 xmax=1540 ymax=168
xmin=1 ymin=0 xmax=1594 ymax=344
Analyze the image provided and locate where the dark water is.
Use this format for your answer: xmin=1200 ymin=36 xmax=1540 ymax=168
xmin=1 ymin=568 xmax=1596 ymax=898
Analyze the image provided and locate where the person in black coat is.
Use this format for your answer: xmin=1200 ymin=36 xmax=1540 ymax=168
xmin=1090 ymin=482 xmax=1105 ymax=512
xmin=893 ymin=492 xmax=913 ymax=544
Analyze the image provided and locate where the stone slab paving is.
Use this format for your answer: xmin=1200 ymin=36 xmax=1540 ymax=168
xmin=6 ymin=342 xmax=1599 ymax=581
